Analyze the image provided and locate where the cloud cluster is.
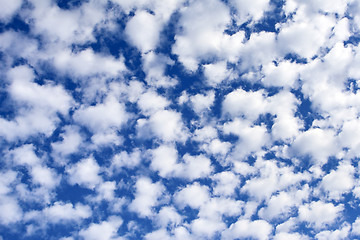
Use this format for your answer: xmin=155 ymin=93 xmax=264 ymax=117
xmin=0 ymin=0 xmax=360 ymax=239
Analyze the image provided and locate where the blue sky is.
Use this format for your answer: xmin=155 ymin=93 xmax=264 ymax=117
xmin=1 ymin=0 xmax=360 ymax=239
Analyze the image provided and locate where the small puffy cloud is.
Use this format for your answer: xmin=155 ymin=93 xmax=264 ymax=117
xmin=319 ymin=163 xmax=354 ymax=200
xmin=289 ymin=128 xmax=339 ymax=166
xmin=203 ymin=61 xmax=231 ymax=86
xmin=150 ymin=144 xmax=179 ymax=178
xmin=224 ymin=119 xmax=270 ymax=159
xmin=352 ymin=217 xmax=360 ymax=236
xmin=0 ymin=197 xmax=23 ymax=225
xmin=156 ymin=206 xmax=182 ymax=228
xmin=111 ymin=149 xmax=142 ymax=171
xmin=172 ymin=0 xmax=232 ymax=71
xmin=27 ymin=1 xmax=106 ymax=44
xmin=273 ymin=232 xmax=305 ymax=240
xmin=212 ymin=171 xmax=240 ymax=196
xmin=148 ymin=110 xmax=188 ymax=142
xmin=25 ymin=201 xmax=91 ymax=224
xmin=0 ymin=65 xmax=73 ymax=141
xmin=142 ymin=52 xmax=177 ymax=87
xmin=144 ymin=229 xmax=171 ymax=240
xmin=191 ymin=218 xmax=226 ymax=238
xmin=179 ymin=154 xmax=213 ymax=180
xmin=54 ymin=48 xmax=126 ymax=78
xmin=315 ymin=224 xmax=350 ymax=240
xmin=258 ymin=191 xmax=297 ymax=220
xmin=67 ymin=157 xmax=102 ymax=189
xmin=31 ymin=165 xmax=59 ymax=189
xmin=93 ymin=181 xmax=117 ymax=202
xmin=73 ymin=96 xmax=129 ymax=133
xmin=277 ymin=14 xmax=335 ymax=59
xmin=204 ymin=138 xmax=232 ymax=156
xmin=198 ymin=197 xmax=243 ymax=219
xmin=0 ymin=0 xmax=22 ymax=22
xmin=298 ymin=201 xmax=343 ymax=229
xmin=137 ymin=90 xmax=170 ymax=115
xmin=150 ymin=145 xmax=213 ymax=180
xmin=230 ymin=0 xmax=270 ymax=24
xmin=190 ymin=91 xmax=215 ymax=113
xmin=193 ymin=126 xmax=218 ymax=142
xmin=78 ymin=216 xmax=123 ymax=240
xmin=174 ymin=183 xmax=209 ymax=209
xmin=7 ymin=144 xmax=41 ymax=167
xmin=222 ymin=88 xmax=267 ymax=120
xmin=125 ymin=11 xmax=162 ymax=53
xmin=51 ymin=125 xmax=82 ymax=161
xmin=129 ymin=177 xmax=165 ymax=217
xmin=262 ymin=60 xmax=301 ymax=89
xmin=222 ymin=219 xmax=272 ymax=240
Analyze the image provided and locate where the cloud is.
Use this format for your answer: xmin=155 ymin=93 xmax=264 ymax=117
xmin=129 ymin=177 xmax=165 ymax=217
xmin=298 ymin=201 xmax=344 ymax=229
xmin=73 ymin=96 xmax=129 ymax=133
xmin=67 ymin=157 xmax=102 ymax=189
xmin=125 ymin=11 xmax=162 ymax=53
xmin=0 ymin=0 xmax=22 ymax=22
xmin=222 ymin=219 xmax=272 ymax=240
xmin=78 ymin=216 xmax=123 ymax=240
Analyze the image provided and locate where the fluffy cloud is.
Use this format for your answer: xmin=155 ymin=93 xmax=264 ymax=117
xmin=129 ymin=177 xmax=165 ymax=217
xmin=67 ymin=157 xmax=102 ymax=189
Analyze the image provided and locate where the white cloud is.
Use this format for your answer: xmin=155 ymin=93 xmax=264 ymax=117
xmin=298 ymin=201 xmax=343 ymax=229
xmin=73 ymin=96 xmax=129 ymax=133
xmin=212 ymin=171 xmax=240 ymax=196
xmin=190 ymin=91 xmax=215 ymax=113
xmin=319 ymin=162 xmax=354 ymax=200
xmin=222 ymin=88 xmax=267 ymax=120
xmin=67 ymin=157 xmax=102 ymax=189
xmin=78 ymin=217 xmax=123 ymax=240
xmin=262 ymin=60 xmax=301 ymax=89
xmin=27 ymin=0 xmax=106 ymax=44
xmin=191 ymin=218 xmax=226 ymax=238
xmin=223 ymin=119 xmax=270 ymax=159
xmin=230 ymin=0 xmax=270 ymax=25
xmin=352 ymin=217 xmax=360 ymax=236
xmin=156 ymin=206 xmax=182 ymax=228
xmin=148 ymin=110 xmax=188 ymax=142
xmin=144 ymin=228 xmax=171 ymax=240
xmin=315 ymin=224 xmax=350 ymax=240
xmin=54 ymin=48 xmax=126 ymax=78
xmin=273 ymin=232 xmax=305 ymax=240
xmin=125 ymin=11 xmax=162 ymax=53
xmin=0 ymin=0 xmax=22 ymax=22
xmin=174 ymin=183 xmax=209 ymax=209
xmin=0 ymin=65 xmax=73 ymax=141
xmin=277 ymin=13 xmax=336 ymax=59
xmin=222 ymin=219 xmax=272 ymax=240
xmin=141 ymin=52 xmax=177 ymax=87
xmin=129 ymin=177 xmax=164 ymax=217
xmin=150 ymin=144 xmax=179 ymax=178
xmin=137 ymin=90 xmax=170 ymax=115
xmin=25 ymin=201 xmax=91 ymax=224
xmin=111 ymin=149 xmax=142 ymax=170
xmin=203 ymin=61 xmax=231 ymax=86
xmin=0 ymin=197 xmax=23 ymax=225
xmin=289 ymin=128 xmax=339 ymax=166
xmin=172 ymin=0 xmax=232 ymax=71
xmin=150 ymin=145 xmax=213 ymax=180
xmin=51 ymin=125 xmax=82 ymax=161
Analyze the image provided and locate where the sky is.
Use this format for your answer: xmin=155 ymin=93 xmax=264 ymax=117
xmin=0 ymin=0 xmax=360 ymax=239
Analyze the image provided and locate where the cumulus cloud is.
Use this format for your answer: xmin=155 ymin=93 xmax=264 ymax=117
xmin=67 ymin=157 xmax=102 ymax=189
xmin=129 ymin=177 xmax=165 ymax=217
xmin=2 ymin=0 xmax=360 ymax=239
